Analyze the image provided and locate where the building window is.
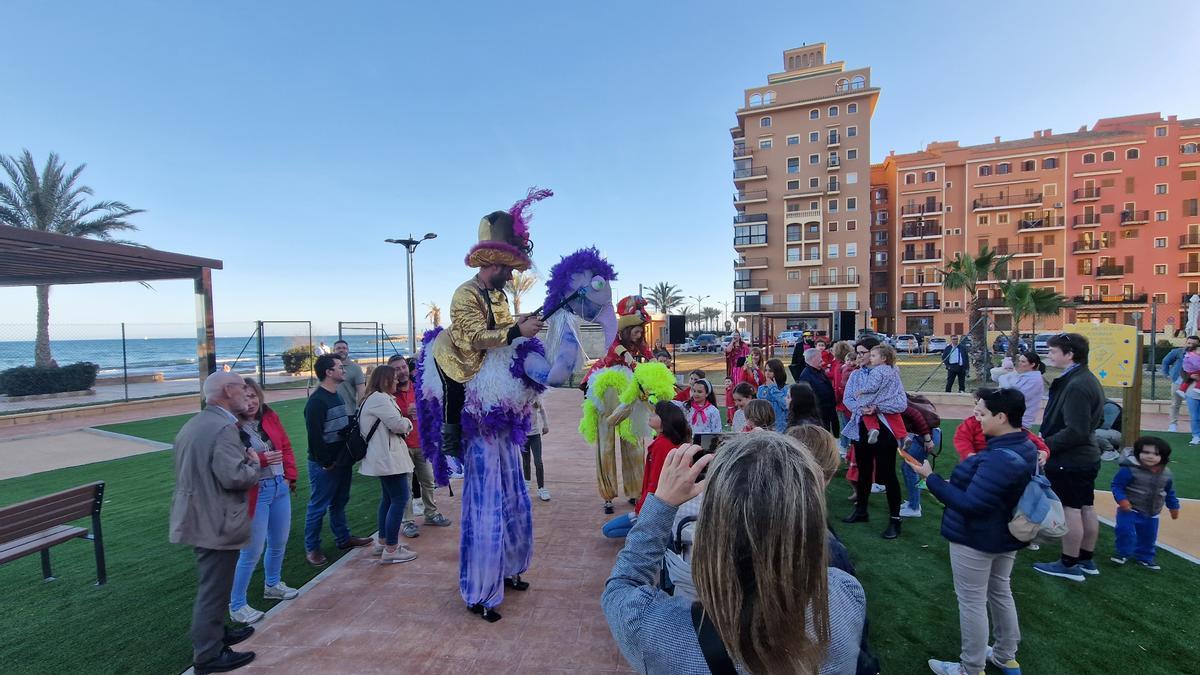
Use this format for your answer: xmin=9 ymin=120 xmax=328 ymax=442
xmin=847 ymin=220 xmax=857 ymax=231
xmin=759 ymin=138 xmax=773 ymax=149
xmin=1156 ymin=211 xmax=1168 ymax=221
xmin=923 ymin=171 xmax=936 ymax=183
xmin=978 ymin=215 xmax=989 ymax=226
xmin=1122 ymin=229 xmax=1139 ymax=239
xmin=828 ymin=221 xmax=838 ymax=232
xmin=847 ymin=197 xmax=858 ymax=211
xmin=846 ymin=171 xmax=858 ymax=184
xmin=1083 ymin=153 xmax=1096 ymax=164
xmin=1156 ymin=126 xmax=1167 ymax=137
xmin=904 ymin=173 xmax=916 ymax=184
xmin=809 ymin=131 xmax=819 ymax=143
xmin=848 ymin=103 xmax=858 ymax=114
xmin=1102 ymin=150 xmax=1115 ymax=162
xmin=1184 ymin=143 xmax=1200 ymax=154
xmin=828 ymin=199 xmax=839 ymax=212
xmin=1155 ymin=264 xmax=1168 ymax=275
xmin=847 ymin=126 xmax=858 ymax=138
xmin=1021 ymin=160 xmax=1035 ymax=172
xmin=997 ymin=163 xmax=1011 ymax=174
xmin=787 ymin=224 xmax=802 ymax=241
xmin=1156 ymin=156 xmax=1168 ymax=167
xmin=809 ymin=109 xmax=819 ymax=120
xmin=809 ymin=177 xmax=820 ymax=188
xmin=979 ymin=165 xmax=992 ymax=176
xmin=787 ymin=157 xmax=800 ymax=174
xmin=1043 ymin=157 xmax=1058 ymax=169
xmin=1045 ymin=184 xmax=1058 ymax=197
xmin=1126 ymin=148 xmax=1140 ymax=160
xmin=847 ymin=149 xmax=858 ymax=160
xmin=847 ymin=243 xmax=857 ymax=257
xmin=998 ymin=213 xmax=1010 ymax=224
xmin=1154 ymin=237 xmax=1167 ymax=248
xmin=787 ymin=179 xmax=800 ymax=190
xmin=786 ymin=135 xmax=800 ymax=146
xmin=828 ymin=105 xmax=839 ymax=117
xmin=787 ymin=247 xmax=802 ymax=262
xmin=787 ymin=270 xmax=800 ymax=280
xmin=828 ymin=244 xmax=839 ymax=258
xmin=760 ymin=116 xmax=772 ymax=128
xmin=1156 ymin=183 xmax=1168 ymax=195
xmin=809 ymin=154 xmax=819 ymax=165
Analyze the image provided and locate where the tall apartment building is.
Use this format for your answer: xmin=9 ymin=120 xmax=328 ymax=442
xmin=731 ymin=44 xmax=879 ymax=340
xmin=871 ymin=113 xmax=1200 ymax=338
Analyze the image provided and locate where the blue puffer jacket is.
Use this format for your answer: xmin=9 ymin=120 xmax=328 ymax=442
xmin=927 ymin=430 xmax=1039 ymax=553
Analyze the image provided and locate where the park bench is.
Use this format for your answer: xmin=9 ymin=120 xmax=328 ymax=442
xmin=0 ymin=481 xmax=107 ymax=585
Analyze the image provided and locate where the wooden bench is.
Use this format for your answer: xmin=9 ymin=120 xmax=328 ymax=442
xmin=0 ymin=482 xmax=107 ymax=585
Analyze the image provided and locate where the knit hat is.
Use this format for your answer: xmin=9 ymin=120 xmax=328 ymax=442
xmin=464 ymin=187 xmax=552 ymax=271
xmin=616 ymin=295 xmax=651 ymax=331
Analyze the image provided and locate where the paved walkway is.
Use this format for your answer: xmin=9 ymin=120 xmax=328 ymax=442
xmin=234 ymin=387 xmax=635 ymax=674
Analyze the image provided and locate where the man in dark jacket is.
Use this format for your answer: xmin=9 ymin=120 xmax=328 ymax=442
xmin=942 ymin=335 xmax=969 ymax=393
xmin=1033 ymin=333 xmax=1106 ymax=582
xmin=799 ymin=347 xmax=839 ymax=434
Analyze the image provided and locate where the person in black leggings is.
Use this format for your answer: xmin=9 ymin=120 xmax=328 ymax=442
xmin=850 ymin=420 xmax=903 ymax=537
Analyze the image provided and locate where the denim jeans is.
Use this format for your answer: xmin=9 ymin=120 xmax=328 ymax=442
xmin=377 ymin=473 xmax=411 ymax=546
xmin=1188 ymin=396 xmax=1200 ymax=437
xmin=901 ymin=428 xmax=940 ymax=510
xmin=836 ymin=411 xmax=851 ymax=454
xmin=230 ymin=475 xmax=291 ymax=611
xmin=304 ymin=460 xmax=352 ymax=552
xmin=602 ymin=512 xmax=635 ymax=538
xmin=1114 ymin=508 xmax=1160 ymax=563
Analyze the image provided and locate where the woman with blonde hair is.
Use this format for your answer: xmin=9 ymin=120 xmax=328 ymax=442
xmin=602 ymin=435 xmax=865 ymax=674
xmin=358 ymin=365 xmax=416 ymax=563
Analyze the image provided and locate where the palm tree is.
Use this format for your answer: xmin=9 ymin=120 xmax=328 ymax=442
xmin=940 ymin=244 xmax=1012 ymax=382
xmin=505 ymin=270 xmax=537 ymax=315
xmin=1027 ymin=287 xmax=1070 ymax=343
xmin=702 ymin=307 xmax=722 ymax=331
xmin=647 ymin=282 xmax=684 ymax=314
xmin=425 ymin=302 xmax=442 ymax=328
xmin=1002 ymin=282 xmax=1071 ymax=357
xmin=0 ymin=150 xmax=144 ymax=366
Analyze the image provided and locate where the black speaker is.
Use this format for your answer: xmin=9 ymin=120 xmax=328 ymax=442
xmin=832 ymin=311 xmax=856 ymax=341
xmin=667 ymin=315 xmax=687 ymax=344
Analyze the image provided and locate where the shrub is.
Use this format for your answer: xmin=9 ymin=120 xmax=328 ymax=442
xmin=281 ymin=346 xmax=317 ymax=374
xmin=0 ymin=362 xmax=100 ymax=397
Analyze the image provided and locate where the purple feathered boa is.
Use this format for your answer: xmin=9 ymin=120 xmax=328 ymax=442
xmin=414 ymin=326 xmax=451 ymax=485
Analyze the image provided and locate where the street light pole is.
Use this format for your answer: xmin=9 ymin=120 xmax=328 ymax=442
xmin=385 ymin=233 xmax=437 ymax=354
xmin=691 ymin=294 xmax=709 ymax=332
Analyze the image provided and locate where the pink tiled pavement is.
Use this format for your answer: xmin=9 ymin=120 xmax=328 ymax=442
xmin=236 ymin=386 xmax=637 ymax=673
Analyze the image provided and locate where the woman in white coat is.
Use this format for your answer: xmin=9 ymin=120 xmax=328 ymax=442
xmin=358 ymin=366 xmax=416 ymax=563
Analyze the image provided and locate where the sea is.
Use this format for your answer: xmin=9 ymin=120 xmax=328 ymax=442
xmin=0 ymin=334 xmax=411 ymax=380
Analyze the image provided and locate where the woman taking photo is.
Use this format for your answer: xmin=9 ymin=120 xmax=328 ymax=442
xmin=229 ymin=378 xmax=299 ymax=625
xmin=602 ymin=435 xmax=866 ymax=674
xmin=910 ymin=388 xmax=1037 ymax=675
xmin=358 ymin=366 xmax=417 ymax=564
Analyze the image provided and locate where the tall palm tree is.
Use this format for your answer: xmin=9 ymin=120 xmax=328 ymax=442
xmin=1002 ymin=282 xmax=1071 ymax=357
xmin=647 ymin=282 xmax=684 ymax=314
xmin=0 ymin=150 xmax=144 ymax=366
xmin=504 ymin=270 xmax=537 ymax=315
xmin=703 ymin=307 xmax=722 ymax=331
xmin=1028 ymin=287 xmax=1071 ymax=340
xmin=940 ymin=244 xmax=1012 ymax=381
xmin=425 ymin=302 xmax=442 ymax=328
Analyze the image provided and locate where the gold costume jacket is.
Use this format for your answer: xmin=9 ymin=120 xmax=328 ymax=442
xmin=433 ymin=279 xmax=517 ymax=383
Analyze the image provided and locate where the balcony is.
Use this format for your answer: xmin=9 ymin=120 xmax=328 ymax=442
xmin=733 ymin=256 xmax=769 ymax=269
xmin=1180 ymin=234 xmax=1200 ymax=248
xmin=827 ymin=180 xmax=840 ymax=194
xmin=811 ymin=273 xmax=862 ymax=288
xmin=1073 ymin=187 xmax=1102 ymax=202
xmin=1006 ymin=267 xmax=1065 ymax=281
xmin=994 ymin=243 xmax=1044 ymax=256
xmin=901 ymin=223 xmax=943 ymax=239
xmin=975 ymin=296 xmax=1008 ymax=308
xmin=870 ymin=258 xmax=889 ymax=270
xmin=1181 ymin=262 xmax=1200 ymax=275
xmin=1120 ymin=210 xmax=1150 ymax=226
xmin=827 ymin=157 xmax=842 ymax=171
xmin=733 ymin=145 xmax=753 ymax=159
xmin=943 ymin=307 xmax=965 ymax=314
xmin=1018 ymin=216 xmax=1064 ymax=230
xmin=748 ymin=300 xmax=861 ymax=313
xmin=827 ymin=133 xmax=840 ymax=148
xmin=734 ymin=277 xmax=768 ymax=290
xmin=733 ymin=166 xmax=768 ymax=181
xmin=733 ymin=235 xmax=768 ymax=247
xmin=1072 ymin=213 xmax=1103 ymax=228
xmin=901 ymin=299 xmax=941 ymax=311
xmin=733 ymin=190 xmax=768 ymax=204
xmin=972 ymin=193 xmax=1043 ymax=210
xmin=1072 ymin=240 xmax=1102 ymax=254
xmin=1096 ymin=265 xmax=1126 ymax=278
xmin=733 ymin=212 xmax=768 ymax=225
xmin=900 ymin=202 xmax=943 ymax=218
xmin=900 ymin=273 xmax=943 ymax=287
xmin=1072 ymin=293 xmax=1148 ymax=305
xmin=784 ymin=208 xmax=823 ymax=221
xmin=901 ymin=249 xmax=943 ymax=263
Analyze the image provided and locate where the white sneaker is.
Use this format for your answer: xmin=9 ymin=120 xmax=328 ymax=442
xmin=264 ymin=581 xmax=299 ymax=600
xmin=1168 ymin=423 xmax=1178 ymax=433
xmin=871 ymin=483 xmax=887 ymax=493
xmin=537 ymin=487 xmax=551 ymax=502
xmin=413 ymin=501 xmax=425 ymax=517
xmin=381 ymin=546 xmax=418 ymax=564
xmin=1190 ymin=435 xmax=1200 ymax=446
xmin=229 ymin=604 xmax=264 ymax=624
xmin=372 ymin=541 xmax=385 ymax=555
xmin=899 ymin=504 xmax=922 ymax=518
xmin=1028 ymin=543 xmax=1040 ymax=551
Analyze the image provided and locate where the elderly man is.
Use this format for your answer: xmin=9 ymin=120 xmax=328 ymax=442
xmin=169 ymin=372 xmax=261 ymax=674
xmin=799 ymin=347 xmax=839 ymax=434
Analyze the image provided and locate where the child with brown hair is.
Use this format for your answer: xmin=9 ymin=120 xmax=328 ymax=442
xmin=743 ymin=399 xmax=777 ymax=431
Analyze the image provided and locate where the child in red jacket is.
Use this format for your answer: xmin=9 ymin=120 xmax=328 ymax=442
xmin=953 ymin=391 xmax=1049 ymax=463
xmin=601 ymin=400 xmax=692 ymax=538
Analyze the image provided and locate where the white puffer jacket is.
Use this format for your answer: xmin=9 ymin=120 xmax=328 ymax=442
xmin=357 ymin=392 xmax=414 ymax=477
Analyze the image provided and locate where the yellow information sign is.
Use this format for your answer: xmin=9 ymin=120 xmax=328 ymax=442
xmin=1063 ymin=323 xmax=1138 ymax=388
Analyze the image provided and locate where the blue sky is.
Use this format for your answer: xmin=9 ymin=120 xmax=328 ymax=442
xmin=2 ymin=0 xmax=1197 ymax=337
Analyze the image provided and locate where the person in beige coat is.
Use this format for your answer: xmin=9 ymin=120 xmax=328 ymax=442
xmin=169 ymin=372 xmax=262 ymax=674
xmin=358 ymin=366 xmax=416 ymax=564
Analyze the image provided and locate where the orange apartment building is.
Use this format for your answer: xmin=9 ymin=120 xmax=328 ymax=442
xmin=870 ymin=113 xmax=1200 ymax=339
xmin=731 ymin=44 xmax=879 ymax=340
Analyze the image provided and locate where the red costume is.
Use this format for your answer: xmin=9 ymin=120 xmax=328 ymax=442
xmin=582 ymin=295 xmax=654 ymax=384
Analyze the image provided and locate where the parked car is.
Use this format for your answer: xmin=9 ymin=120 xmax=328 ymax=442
xmin=695 ymin=334 xmax=721 ymax=352
xmin=927 ymin=336 xmax=949 ymax=354
xmin=678 ymin=339 xmax=697 ymax=353
xmin=778 ymin=331 xmax=802 ymax=348
xmin=1034 ymin=332 xmax=1056 ymax=355
xmin=894 ymin=334 xmax=920 ymax=353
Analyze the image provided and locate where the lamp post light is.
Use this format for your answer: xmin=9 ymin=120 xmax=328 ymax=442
xmin=691 ymin=294 xmax=709 ymax=332
xmin=385 ymin=233 xmax=437 ymax=355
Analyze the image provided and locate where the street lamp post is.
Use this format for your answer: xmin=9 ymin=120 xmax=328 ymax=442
xmin=691 ymin=294 xmax=709 ymax=332
xmin=385 ymin=233 xmax=437 ymax=355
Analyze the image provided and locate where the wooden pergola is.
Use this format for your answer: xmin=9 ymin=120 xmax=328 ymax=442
xmin=0 ymin=225 xmax=224 ymax=394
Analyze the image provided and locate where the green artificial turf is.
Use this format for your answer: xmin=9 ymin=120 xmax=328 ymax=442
xmin=0 ymin=399 xmax=381 ymax=674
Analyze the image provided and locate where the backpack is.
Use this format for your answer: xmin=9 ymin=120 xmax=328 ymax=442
xmin=906 ymin=393 xmax=941 ymax=430
xmin=999 ymin=449 xmax=1068 ymax=543
xmin=339 ymin=398 xmax=382 ymax=465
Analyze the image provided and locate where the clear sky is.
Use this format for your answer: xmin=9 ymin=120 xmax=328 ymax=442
xmin=2 ymin=0 xmax=1197 ymax=338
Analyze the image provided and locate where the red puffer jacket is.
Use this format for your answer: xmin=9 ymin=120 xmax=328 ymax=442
xmin=246 ymin=408 xmax=298 ymax=519
xmin=953 ymin=416 xmax=1049 ymax=462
